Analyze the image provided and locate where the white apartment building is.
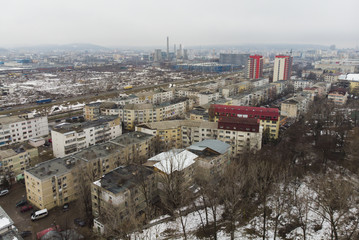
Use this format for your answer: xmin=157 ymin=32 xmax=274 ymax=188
xmin=51 ymin=116 xmax=122 ymax=158
xmin=0 ymin=114 xmax=49 ymax=146
xmin=273 ymin=56 xmax=293 ymax=82
xmin=293 ymin=80 xmax=313 ymax=91
xmin=198 ymin=92 xmax=220 ymax=105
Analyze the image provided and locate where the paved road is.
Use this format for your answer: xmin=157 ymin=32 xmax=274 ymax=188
xmin=0 ymin=183 xmax=90 ymax=239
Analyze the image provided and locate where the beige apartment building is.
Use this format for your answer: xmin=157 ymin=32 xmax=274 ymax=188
xmin=136 ymin=119 xmax=262 ymax=155
xmin=25 ymin=132 xmax=156 ymax=210
xmin=92 ymin=165 xmax=157 ymax=234
xmin=121 ymin=98 xmax=191 ymax=130
xmin=0 ymin=143 xmax=38 ymax=181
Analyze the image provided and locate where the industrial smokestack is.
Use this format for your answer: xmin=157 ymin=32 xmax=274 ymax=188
xmin=167 ymin=36 xmax=169 ymax=61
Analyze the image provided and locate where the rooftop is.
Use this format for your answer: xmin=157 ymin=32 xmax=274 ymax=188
xmin=25 ymin=131 xmax=154 ymax=180
xmin=95 ymin=164 xmax=154 ymax=195
xmin=338 ymin=74 xmax=359 ymax=82
xmin=187 ymin=139 xmax=230 ymax=155
xmin=25 ymin=156 xmax=78 ymax=180
xmin=149 ymin=149 xmax=198 ymax=174
xmin=109 ymin=131 xmax=154 ymax=146
xmin=0 ymin=143 xmax=36 ymax=159
xmin=52 ymin=116 xmax=119 ymax=133
xmin=0 ymin=206 xmax=13 ymax=232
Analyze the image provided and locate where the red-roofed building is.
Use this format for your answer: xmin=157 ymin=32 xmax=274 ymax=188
xmin=209 ymin=105 xmax=280 ymax=138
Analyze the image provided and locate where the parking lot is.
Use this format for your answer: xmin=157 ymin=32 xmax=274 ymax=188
xmin=0 ymin=183 xmax=91 ymax=239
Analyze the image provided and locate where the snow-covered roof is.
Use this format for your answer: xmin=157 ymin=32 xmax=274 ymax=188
xmin=338 ymin=74 xmax=359 ymax=82
xmin=151 ymin=149 xmax=198 ymax=174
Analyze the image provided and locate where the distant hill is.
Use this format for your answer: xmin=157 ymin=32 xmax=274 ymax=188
xmin=15 ymin=43 xmax=109 ymax=52
xmin=0 ymin=48 xmax=8 ymax=53
xmin=190 ymin=43 xmax=329 ymax=51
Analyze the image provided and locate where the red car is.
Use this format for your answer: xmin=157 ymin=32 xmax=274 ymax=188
xmin=20 ymin=205 xmax=33 ymax=213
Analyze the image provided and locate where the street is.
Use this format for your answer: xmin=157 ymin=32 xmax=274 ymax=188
xmin=0 ymin=183 xmax=90 ymax=239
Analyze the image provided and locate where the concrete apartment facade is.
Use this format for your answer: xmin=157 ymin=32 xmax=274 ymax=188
xmin=121 ymin=98 xmax=190 ymax=130
xmin=92 ymin=165 xmax=157 ymax=234
xmin=0 ymin=114 xmax=48 ymax=146
xmin=51 ymin=116 xmax=122 ymax=158
xmin=25 ymin=132 xmax=156 ymax=210
xmin=209 ymin=104 xmax=280 ymax=139
xmin=0 ymin=143 xmax=38 ymax=180
xmin=136 ymin=119 xmax=262 ymax=155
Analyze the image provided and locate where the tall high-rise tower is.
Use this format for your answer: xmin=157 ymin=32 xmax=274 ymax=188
xmin=247 ymin=55 xmax=263 ymax=79
xmin=273 ymin=55 xmax=293 ymax=82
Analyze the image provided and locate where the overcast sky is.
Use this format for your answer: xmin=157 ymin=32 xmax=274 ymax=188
xmin=1 ymin=0 xmax=358 ymax=48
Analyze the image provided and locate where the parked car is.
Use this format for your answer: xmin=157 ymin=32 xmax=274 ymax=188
xmin=74 ymin=218 xmax=86 ymax=227
xmin=20 ymin=231 xmax=32 ymax=238
xmin=16 ymin=199 xmax=27 ymax=207
xmin=63 ymin=203 xmax=69 ymax=212
xmin=20 ymin=205 xmax=33 ymax=213
xmin=0 ymin=189 xmax=9 ymax=196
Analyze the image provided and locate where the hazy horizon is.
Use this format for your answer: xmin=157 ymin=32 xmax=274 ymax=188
xmin=1 ymin=0 xmax=358 ymax=49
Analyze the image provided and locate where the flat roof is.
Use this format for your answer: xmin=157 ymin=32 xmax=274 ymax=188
xmin=52 ymin=116 xmax=119 ymax=133
xmin=25 ymin=156 xmax=78 ymax=180
xmin=95 ymin=164 xmax=154 ymax=195
xmin=26 ymin=131 xmax=154 ymax=180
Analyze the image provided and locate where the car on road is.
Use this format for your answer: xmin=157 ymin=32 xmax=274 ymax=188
xmin=63 ymin=203 xmax=69 ymax=212
xmin=0 ymin=189 xmax=9 ymax=196
xmin=20 ymin=231 xmax=32 ymax=238
xmin=74 ymin=218 xmax=86 ymax=227
xmin=16 ymin=199 xmax=27 ymax=207
xmin=20 ymin=205 xmax=33 ymax=213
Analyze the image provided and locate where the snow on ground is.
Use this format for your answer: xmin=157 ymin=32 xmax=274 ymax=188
xmin=131 ymin=181 xmax=352 ymax=240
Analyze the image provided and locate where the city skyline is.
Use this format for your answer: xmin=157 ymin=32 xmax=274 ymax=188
xmin=1 ymin=0 xmax=358 ymax=49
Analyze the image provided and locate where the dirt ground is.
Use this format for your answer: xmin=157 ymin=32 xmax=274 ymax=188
xmin=0 ymin=183 xmax=92 ymax=239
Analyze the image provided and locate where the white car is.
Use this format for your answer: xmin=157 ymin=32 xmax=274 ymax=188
xmin=0 ymin=189 xmax=9 ymax=196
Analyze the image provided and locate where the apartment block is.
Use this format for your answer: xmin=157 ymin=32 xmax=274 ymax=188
xmin=187 ymin=139 xmax=231 ymax=180
xmin=209 ymin=104 xmax=280 ymax=139
xmin=281 ymin=93 xmax=311 ymax=119
xmin=25 ymin=132 xmax=156 ymax=210
xmin=0 ymin=143 xmax=38 ymax=180
xmin=136 ymin=119 xmax=262 ymax=155
xmin=92 ymin=165 xmax=157 ymax=234
xmin=51 ymin=116 xmax=122 ymax=158
xmin=0 ymin=114 xmax=49 ymax=146
xmin=84 ymin=102 xmax=121 ymax=121
xmin=121 ymin=98 xmax=190 ymax=130
xmin=328 ymin=89 xmax=348 ymax=105
xmin=273 ymin=55 xmax=293 ymax=82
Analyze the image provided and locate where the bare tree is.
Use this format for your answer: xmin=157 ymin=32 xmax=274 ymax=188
xmin=311 ymin=172 xmax=358 ymax=240
xmin=220 ymin=159 xmax=254 ymax=240
xmin=156 ymin=151 xmax=194 ymax=240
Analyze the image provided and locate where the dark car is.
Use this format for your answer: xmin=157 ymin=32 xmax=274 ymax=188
xmin=16 ymin=199 xmax=27 ymax=207
xmin=63 ymin=203 xmax=69 ymax=212
xmin=20 ymin=231 xmax=32 ymax=238
xmin=20 ymin=205 xmax=33 ymax=213
xmin=74 ymin=218 xmax=86 ymax=227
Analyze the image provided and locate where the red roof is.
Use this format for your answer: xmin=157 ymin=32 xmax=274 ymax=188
xmin=218 ymin=117 xmax=260 ymax=133
xmin=275 ymin=55 xmax=291 ymax=58
xmin=210 ymin=105 xmax=279 ymax=121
